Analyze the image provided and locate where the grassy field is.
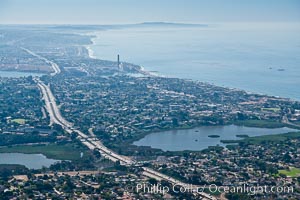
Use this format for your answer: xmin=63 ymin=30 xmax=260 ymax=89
xmin=222 ymin=132 xmax=300 ymax=146
xmin=240 ymin=132 xmax=300 ymax=144
xmin=0 ymin=144 xmax=89 ymax=161
xmin=234 ymin=120 xmax=285 ymax=128
xmin=278 ymin=167 xmax=300 ymax=177
xmin=11 ymin=118 xmax=26 ymax=124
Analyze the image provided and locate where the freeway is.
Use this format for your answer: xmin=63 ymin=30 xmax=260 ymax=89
xmin=282 ymin=115 xmax=300 ymax=129
xmin=35 ymin=77 xmax=216 ymax=200
xmin=142 ymin=167 xmax=215 ymax=200
xmin=36 ymin=78 xmax=133 ymax=165
xmin=21 ymin=47 xmax=61 ymax=76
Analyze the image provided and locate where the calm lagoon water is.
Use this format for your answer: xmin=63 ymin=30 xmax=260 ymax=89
xmin=0 ymin=71 xmax=45 ymax=78
xmin=133 ymin=125 xmax=296 ymax=151
xmin=90 ymin=23 xmax=300 ymax=100
xmin=0 ymin=153 xmax=59 ymax=169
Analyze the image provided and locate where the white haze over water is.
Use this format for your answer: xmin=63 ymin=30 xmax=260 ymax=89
xmin=89 ymin=23 xmax=300 ymax=100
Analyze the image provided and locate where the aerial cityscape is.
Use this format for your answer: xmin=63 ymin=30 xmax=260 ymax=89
xmin=0 ymin=0 xmax=300 ymax=199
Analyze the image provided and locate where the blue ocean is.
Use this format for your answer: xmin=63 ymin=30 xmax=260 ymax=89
xmin=90 ymin=23 xmax=300 ymax=100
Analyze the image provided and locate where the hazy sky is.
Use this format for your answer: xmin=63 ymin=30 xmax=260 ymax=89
xmin=0 ymin=0 xmax=299 ymax=24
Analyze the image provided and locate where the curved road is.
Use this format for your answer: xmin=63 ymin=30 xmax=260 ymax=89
xmin=21 ymin=47 xmax=61 ymax=76
xmin=35 ymin=76 xmax=217 ymax=200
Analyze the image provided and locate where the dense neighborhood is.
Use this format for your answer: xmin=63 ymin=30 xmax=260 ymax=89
xmin=0 ymin=26 xmax=300 ymax=199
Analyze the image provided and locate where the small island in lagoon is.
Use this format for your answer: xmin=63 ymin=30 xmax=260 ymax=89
xmin=208 ymin=135 xmax=220 ymax=138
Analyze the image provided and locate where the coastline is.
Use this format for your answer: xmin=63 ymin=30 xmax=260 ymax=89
xmin=83 ymin=25 xmax=300 ymax=101
xmin=85 ymin=34 xmax=97 ymax=59
xmin=84 ymin=32 xmax=299 ymax=102
xmin=81 ymin=33 xmax=300 ymax=152
xmin=85 ymin=32 xmax=164 ymax=78
xmin=85 ymin=45 xmax=96 ymax=59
